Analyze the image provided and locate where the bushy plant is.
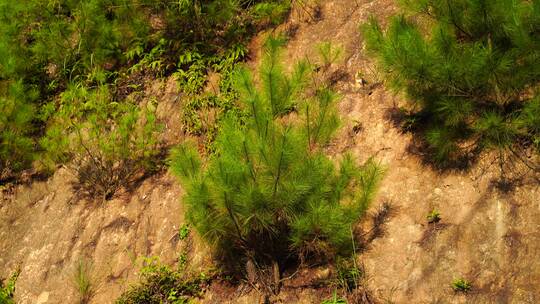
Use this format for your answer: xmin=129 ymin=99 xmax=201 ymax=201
xmin=0 ymin=82 xmax=36 ymax=180
xmin=251 ymin=1 xmax=292 ymax=25
xmin=169 ymin=38 xmax=384 ymax=281
xmin=0 ymin=270 xmax=19 ymax=304
xmin=115 ymin=258 xmax=209 ymax=304
xmin=0 ymin=0 xmax=290 ymax=90
xmin=178 ymin=44 xmax=251 ymax=151
xmin=40 ymin=84 xmax=161 ymax=199
xmin=452 ymin=277 xmax=472 ymax=292
xmin=363 ymin=0 xmax=540 ymax=165
xmin=0 ymin=0 xmax=153 ymax=85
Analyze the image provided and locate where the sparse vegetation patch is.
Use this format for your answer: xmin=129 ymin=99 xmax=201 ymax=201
xmin=115 ymin=258 xmax=210 ymax=304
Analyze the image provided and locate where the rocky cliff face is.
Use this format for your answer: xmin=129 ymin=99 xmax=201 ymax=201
xmin=1 ymin=1 xmax=539 ymax=303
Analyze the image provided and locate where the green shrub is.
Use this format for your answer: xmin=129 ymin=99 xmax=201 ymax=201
xmin=169 ymin=38 xmax=384 ymax=280
xmin=0 ymin=270 xmax=19 ymax=304
xmin=451 ymin=277 xmax=472 ymax=292
xmin=178 ymin=44 xmax=251 ymax=150
xmin=251 ymin=1 xmax=292 ymax=25
xmin=40 ymin=84 xmax=161 ymax=199
xmin=0 ymin=0 xmax=152 ymax=85
xmin=0 ymin=82 xmax=36 ymax=180
xmin=363 ymin=0 xmax=540 ymax=165
xmin=115 ymin=258 xmax=209 ymax=304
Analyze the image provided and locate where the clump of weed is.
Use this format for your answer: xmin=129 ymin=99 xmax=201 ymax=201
xmin=0 ymin=269 xmax=19 ymax=304
xmin=335 ymin=257 xmax=363 ymax=293
xmin=452 ymin=278 xmax=472 ymax=293
xmin=426 ymin=209 xmax=441 ymax=224
xmin=73 ymin=259 xmax=93 ymax=304
xmin=115 ymin=257 xmax=211 ymax=304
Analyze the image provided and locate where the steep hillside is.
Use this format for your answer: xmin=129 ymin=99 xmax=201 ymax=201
xmin=1 ymin=0 xmax=539 ymax=303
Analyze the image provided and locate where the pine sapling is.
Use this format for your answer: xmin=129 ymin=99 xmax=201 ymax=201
xmin=169 ymin=37 xmax=384 ymax=290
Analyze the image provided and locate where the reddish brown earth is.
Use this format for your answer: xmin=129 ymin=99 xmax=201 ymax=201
xmin=1 ymin=1 xmax=539 ymax=303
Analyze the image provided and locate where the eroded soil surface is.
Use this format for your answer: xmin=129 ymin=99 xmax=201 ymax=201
xmin=1 ymin=1 xmax=539 ymax=303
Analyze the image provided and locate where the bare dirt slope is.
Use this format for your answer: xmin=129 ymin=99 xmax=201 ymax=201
xmin=1 ymin=0 xmax=539 ymax=303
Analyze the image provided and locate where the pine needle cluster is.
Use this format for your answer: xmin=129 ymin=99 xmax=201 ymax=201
xmin=169 ymin=38 xmax=384 ymax=274
xmin=363 ymin=0 xmax=540 ymax=165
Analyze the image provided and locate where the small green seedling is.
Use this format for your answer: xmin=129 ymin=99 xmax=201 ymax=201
xmin=177 ymin=224 xmax=191 ymax=270
xmin=178 ymin=224 xmax=191 ymax=241
xmin=452 ymin=278 xmax=471 ymax=292
xmin=427 ymin=209 xmax=441 ymax=224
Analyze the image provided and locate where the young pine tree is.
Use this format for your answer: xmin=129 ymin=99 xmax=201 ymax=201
xmin=169 ymin=38 xmax=384 ymax=283
xmin=40 ymin=84 xmax=161 ymax=200
xmin=363 ymin=0 xmax=540 ymax=166
xmin=0 ymin=82 xmax=36 ymax=180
